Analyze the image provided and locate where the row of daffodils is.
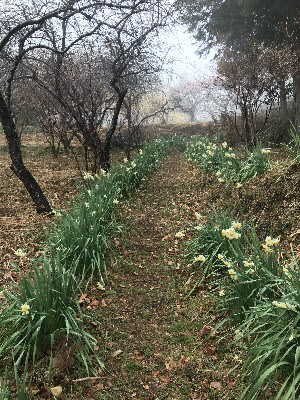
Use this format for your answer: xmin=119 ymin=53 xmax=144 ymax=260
xmin=182 ymin=209 xmax=300 ymax=399
xmin=0 ymin=137 xmax=179 ymax=398
xmin=186 ymin=137 xmax=270 ymax=185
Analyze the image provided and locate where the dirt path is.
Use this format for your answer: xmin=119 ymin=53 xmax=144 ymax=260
xmin=83 ymin=153 xmax=240 ymax=400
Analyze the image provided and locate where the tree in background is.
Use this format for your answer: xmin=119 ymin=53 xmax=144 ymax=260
xmin=179 ymin=0 xmax=300 ymax=136
xmin=217 ymin=46 xmax=283 ymax=147
xmin=169 ymin=80 xmax=206 ymax=122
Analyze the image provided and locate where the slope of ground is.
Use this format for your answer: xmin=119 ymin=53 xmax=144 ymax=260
xmin=0 ymin=133 xmax=126 ymax=285
xmin=191 ymin=154 xmax=300 ymax=252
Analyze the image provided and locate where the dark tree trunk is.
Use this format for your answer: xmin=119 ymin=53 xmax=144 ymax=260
xmin=125 ymin=96 xmax=133 ymax=160
xmin=279 ymin=80 xmax=288 ymax=120
xmin=0 ymin=91 xmax=52 ymax=213
xmin=100 ymin=89 xmax=128 ymax=171
xmin=241 ymin=104 xmax=252 ymax=148
xmin=293 ymin=75 xmax=300 ymax=131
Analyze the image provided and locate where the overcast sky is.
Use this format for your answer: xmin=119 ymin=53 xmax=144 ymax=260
xmin=162 ymin=24 xmax=217 ymax=87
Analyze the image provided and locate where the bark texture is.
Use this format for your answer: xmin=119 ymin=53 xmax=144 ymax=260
xmin=0 ymin=91 xmax=52 ymax=213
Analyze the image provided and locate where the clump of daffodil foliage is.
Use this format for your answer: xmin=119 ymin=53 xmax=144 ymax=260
xmin=186 ymin=136 xmax=270 ymax=185
xmin=185 ymin=208 xmax=300 ymax=399
xmin=49 ymin=137 xmax=172 ymax=282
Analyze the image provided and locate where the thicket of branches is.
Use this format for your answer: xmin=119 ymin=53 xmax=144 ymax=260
xmin=0 ymin=0 xmax=173 ymax=213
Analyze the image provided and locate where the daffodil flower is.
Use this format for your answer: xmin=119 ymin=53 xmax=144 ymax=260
xmin=193 ymin=255 xmax=206 ymax=263
xmin=53 ymin=209 xmax=62 ymax=217
xmin=221 ymin=227 xmax=241 ymax=240
xmin=231 ymin=221 xmax=242 ymax=230
xmin=195 ymin=212 xmax=202 ymax=220
xmin=243 ymin=260 xmax=255 ymax=268
xmin=20 ymin=304 xmax=30 ymax=315
xmin=83 ymin=172 xmax=94 ymax=180
xmin=228 ymin=269 xmax=237 ymax=280
xmin=194 ymin=225 xmax=203 ymax=231
xmin=14 ymin=249 xmax=26 ymax=257
xmin=265 ymin=236 xmax=280 ymax=246
xmin=272 ymin=301 xmax=297 ymax=312
xmin=262 ymin=244 xmax=273 ymax=253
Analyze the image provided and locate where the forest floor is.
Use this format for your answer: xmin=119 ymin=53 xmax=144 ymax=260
xmin=1 ymin=134 xmax=300 ymax=399
xmin=0 ymin=134 xmax=79 ymax=283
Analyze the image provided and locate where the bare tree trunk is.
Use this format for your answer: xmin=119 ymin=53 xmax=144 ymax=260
xmin=279 ymin=80 xmax=288 ymax=120
xmin=293 ymin=75 xmax=300 ymax=131
xmin=241 ymin=105 xmax=252 ymax=148
xmin=0 ymin=91 xmax=52 ymax=213
xmin=101 ymin=89 xmax=127 ymax=171
xmin=125 ymin=96 xmax=133 ymax=160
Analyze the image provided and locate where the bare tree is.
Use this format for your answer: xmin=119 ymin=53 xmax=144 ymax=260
xmin=0 ymin=0 xmax=172 ymax=212
xmin=217 ymin=47 xmax=280 ymax=147
xmin=25 ymin=1 xmax=170 ymax=172
xmin=168 ymin=81 xmax=206 ymax=122
xmin=0 ymin=0 xmax=125 ymax=212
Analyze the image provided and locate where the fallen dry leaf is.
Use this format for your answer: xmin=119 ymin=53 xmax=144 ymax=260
xmin=112 ymin=349 xmax=123 ymax=358
xmin=162 ymin=235 xmax=171 ymax=241
xmin=50 ymin=386 xmax=63 ymax=397
xmin=78 ymin=293 xmax=88 ymax=303
xmin=210 ymin=381 xmax=222 ymax=389
xmin=101 ymin=299 xmax=107 ymax=307
xmin=88 ymin=299 xmax=99 ymax=308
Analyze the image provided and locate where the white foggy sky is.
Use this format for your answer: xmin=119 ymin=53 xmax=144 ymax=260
xmin=161 ymin=24 xmax=217 ymax=87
